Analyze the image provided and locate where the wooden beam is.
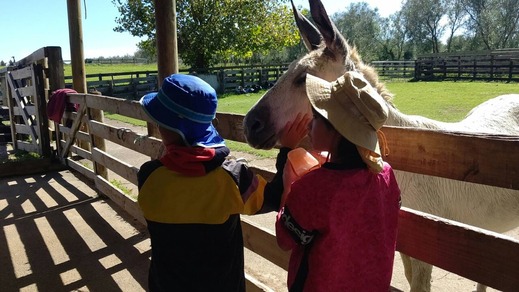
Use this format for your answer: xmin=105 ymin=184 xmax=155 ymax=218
xmin=149 ymin=0 xmax=178 ymax=140
xmin=66 ymin=0 xmax=87 ymax=93
xmin=91 ymin=147 xmax=139 ymax=186
xmin=154 ymin=0 xmax=178 ymax=80
xmin=241 ymin=218 xmax=290 ymax=270
xmin=397 ymin=207 xmax=519 ymax=291
xmin=87 ymin=120 xmax=163 ymax=158
xmin=61 ymin=98 xmax=87 ymax=158
xmin=382 ymin=126 xmax=519 ymax=190
xmin=94 ymin=175 xmax=145 ymax=225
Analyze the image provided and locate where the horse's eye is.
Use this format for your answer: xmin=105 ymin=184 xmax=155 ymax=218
xmin=294 ymin=74 xmax=306 ymax=86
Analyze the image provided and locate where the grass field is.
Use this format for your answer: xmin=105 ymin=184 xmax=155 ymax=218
xmin=63 ymin=63 xmax=159 ymax=76
xmin=218 ymin=80 xmax=518 ymax=122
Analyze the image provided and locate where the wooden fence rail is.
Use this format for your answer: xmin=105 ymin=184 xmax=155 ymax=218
xmin=62 ymin=64 xmax=289 ymax=98
xmin=415 ymin=50 xmax=519 ymax=82
xmin=371 ymin=61 xmax=415 ymax=79
xmin=54 ymin=92 xmax=519 ymax=292
xmin=0 ymin=47 xmax=65 ymax=156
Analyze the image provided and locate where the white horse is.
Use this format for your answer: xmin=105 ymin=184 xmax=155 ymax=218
xmin=243 ymin=1 xmax=519 ymax=291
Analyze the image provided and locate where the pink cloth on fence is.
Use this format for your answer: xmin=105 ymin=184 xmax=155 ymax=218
xmin=47 ymin=88 xmax=78 ymax=123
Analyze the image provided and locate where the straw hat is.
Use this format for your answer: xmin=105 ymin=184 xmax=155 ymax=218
xmin=140 ymin=74 xmax=224 ymax=148
xmin=305 ymin=71 xmax=388 ymax=157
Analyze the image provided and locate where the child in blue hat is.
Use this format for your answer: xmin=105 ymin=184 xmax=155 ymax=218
xmin=138 ymin=74 xmax=309 ymax=291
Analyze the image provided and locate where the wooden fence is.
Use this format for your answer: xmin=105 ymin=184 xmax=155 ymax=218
xmin=64 ymin=71 xmax=159 ymax=100
xmin=52 ymin=92 xmax=519 ymax=292
xmin=63 ymin=64 xmax=289 ymax=99
xmin=415 ymin=49 xmax=519 ymax=82
xmin=0 ymin=47 xmax=65 ymax=156
xmin=371 ymin=61 xmax=415 ymax=79
xmin=216 ymin=64 xmax=289 ymax=93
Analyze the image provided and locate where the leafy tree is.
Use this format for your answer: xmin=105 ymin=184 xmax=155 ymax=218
xmin=463 ymin=0 xmax=519 ymax=50
xmin=112 ymin=0 xmax=299 ymax=69
xmin=401 ymin=0 xmax=446 ymax=54
xmin=445 ymin=0 xmax=467 ymax=52
xmin=332 ymin=2 xmax=382 ymax=62
xmin=379 ymin=11 xmax=413 ymax=60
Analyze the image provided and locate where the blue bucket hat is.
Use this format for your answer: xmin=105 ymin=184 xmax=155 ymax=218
xmin=139 ymin=74 xmax=225 ymax=147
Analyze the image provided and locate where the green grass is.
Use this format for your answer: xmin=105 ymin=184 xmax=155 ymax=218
xmin=384 ymin=80 xmax=518 ymax=122
xmin=64 ymin=63 xmax=159 ymax=76
xmin=105 ymin=112 xmax=147 ymax=127
xmin=1 ymin=150 xmax=41 ymax=164
xmin=110 ymin=179 xmax=134 ymax=197
xmin=216 ymin=80 xmax=518 ymax=123
xmin=217 ymin=90 xmax=267 ymax=114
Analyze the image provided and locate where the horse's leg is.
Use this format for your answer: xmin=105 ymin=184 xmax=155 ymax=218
xmin=401 ymin=253 xmax=413 ymax=286
xmin=408 ymin=258 xmax=433 ymax=292
xmin=401 ymin=254 xmax=432 ymax=291
xmin=476 ymin=283 xmax=487 ymax=292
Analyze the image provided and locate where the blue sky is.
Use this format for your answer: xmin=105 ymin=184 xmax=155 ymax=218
xmin=0 ymin=0 xmax=401 ymax=64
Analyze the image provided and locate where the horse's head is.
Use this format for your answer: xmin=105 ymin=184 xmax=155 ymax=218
xmin=243 ymin=0 xmax=390 ymax=149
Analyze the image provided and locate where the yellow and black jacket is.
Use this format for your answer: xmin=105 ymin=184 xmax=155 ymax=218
xmin=137 ymin=146 xmax=288 ymax=292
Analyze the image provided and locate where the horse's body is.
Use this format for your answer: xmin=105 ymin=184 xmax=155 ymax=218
xmin=243 ymin=1 xmax=519 ymax=291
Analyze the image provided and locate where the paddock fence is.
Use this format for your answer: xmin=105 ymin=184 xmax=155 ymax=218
xmin=63 ymin=64 xmax=289 ymax=99
xmin=415 ymin=49 xmax=519 ymax=82
xmin=371 ymin=61 xmax=415 ymax=79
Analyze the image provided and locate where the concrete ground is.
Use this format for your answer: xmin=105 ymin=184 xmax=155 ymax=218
xmin=0 ymin=170 xmax=150 ymax=292
xmin=1 ymin=120 xmax=517 ymax=291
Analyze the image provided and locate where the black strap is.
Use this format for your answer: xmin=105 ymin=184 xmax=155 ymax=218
xmin=289 ymin=240 xmax=313 ymax=292
xmin=279 ymin=207 xmax=316 ymax=246
xmin=281 ymin=206 xmax=316 ymax=292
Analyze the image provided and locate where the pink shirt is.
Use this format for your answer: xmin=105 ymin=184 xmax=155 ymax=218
xmin=276 ymin=162 xmax=400 ymax=291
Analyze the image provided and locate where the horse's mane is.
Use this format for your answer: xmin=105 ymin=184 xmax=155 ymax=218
xmin=348 ymin=45 xmax=395 ymax=105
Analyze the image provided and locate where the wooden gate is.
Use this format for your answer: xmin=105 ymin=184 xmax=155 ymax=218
xmin=3 ymin=53 xmax=57 ymax=158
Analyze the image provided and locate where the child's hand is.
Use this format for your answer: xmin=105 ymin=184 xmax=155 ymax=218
xmin=278 ymin=113 xmax=311 ymax=149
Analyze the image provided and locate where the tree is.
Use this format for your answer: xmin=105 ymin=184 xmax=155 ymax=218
xmin=463 ymin=0 xmax=519 ymax=50
xmin=332 ymin=2 xmax=383 ymax=62
xmin=379 ymin=11 xmax=413 ymax=60
xmin=401 ymin=0 xmax=446 ymax=54
xmin=112 ymin=0 xmax=299 ymax=69
xmin=445 ymin=0 xmax=467 ymax=52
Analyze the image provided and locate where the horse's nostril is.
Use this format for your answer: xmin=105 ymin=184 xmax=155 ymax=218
xmin=250 ymin=119 xmax=264 ymax=133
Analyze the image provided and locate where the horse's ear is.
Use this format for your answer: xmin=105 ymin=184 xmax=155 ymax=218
xmin=309 ymin=0 xmax=348 ymax=57
xmin=291 ymin=0 xmax=322 ymax=51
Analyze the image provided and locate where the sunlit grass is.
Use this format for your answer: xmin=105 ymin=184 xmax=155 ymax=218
xmin=216 ymin=80 xmax=518 ymax=122
xmin=1 ymin=150 xmax=41 ymax=164
xmin=110 ymin=179 xmax=134 ymax=197
xmin=217 ymin=90 xmax=266 ymax=114
xmin=64 ymin=63 xmax=158 ymax=76
xmin=384 ymin=80 xmax=518 ymax=122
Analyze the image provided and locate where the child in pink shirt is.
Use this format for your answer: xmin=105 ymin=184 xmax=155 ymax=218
xmin=276 ymin=71 xmax=401 ymax=291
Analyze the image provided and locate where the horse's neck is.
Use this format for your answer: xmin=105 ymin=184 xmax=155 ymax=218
xmin=386 ymin=106 xmax=455 ymax=130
